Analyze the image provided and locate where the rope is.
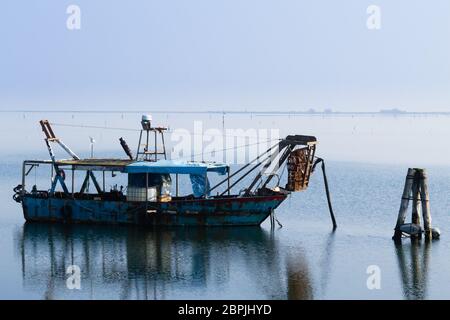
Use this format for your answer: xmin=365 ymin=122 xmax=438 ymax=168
xmin=50 ymin=122 xmax=282 ymax=161
xmin=275 ymin=217 xmax=283 ymax=228
xmin=172 ymin=138 xmax=281 ymax=161
xmin=50 ymin=122 xmax=283 ymax=139
xmin=50 ymin=122 xmax=140 ymax=132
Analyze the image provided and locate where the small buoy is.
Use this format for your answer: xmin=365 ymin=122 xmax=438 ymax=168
xmin=399 ymin=223 xmax=422 ymax=236
xmin=431 ymin=227 xmax=441 ymax=239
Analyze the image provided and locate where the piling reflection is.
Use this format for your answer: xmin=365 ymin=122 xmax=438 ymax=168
xmin=16 ymin=222 xmax=313 ymax=299
xmin=318 ymin=231 xmax=336 ymax=297
xmin=394 ymin=239 xmax=431 ymax=300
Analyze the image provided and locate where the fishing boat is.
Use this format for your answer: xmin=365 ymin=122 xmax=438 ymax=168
xmin=13 ymin=116 xmax=329 ymax=227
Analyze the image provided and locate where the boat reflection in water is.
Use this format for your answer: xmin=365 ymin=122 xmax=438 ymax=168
xmin=16 ymin=223 xmax=313 ymax=299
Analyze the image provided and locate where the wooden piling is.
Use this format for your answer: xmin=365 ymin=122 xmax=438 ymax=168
xmin=419 ymin=169 xmax=432 ymax=239
xmin=411 ymin=170 xmax=422 ymax=238
xmin=393 ymin=167 xmax=437 ymax=241
xmin=393 ymin=168 xmax=416 ymax=240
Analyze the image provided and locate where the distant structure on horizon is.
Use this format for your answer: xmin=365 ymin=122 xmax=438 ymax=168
xmin=379 ymin=108 xmax=407 ymax=114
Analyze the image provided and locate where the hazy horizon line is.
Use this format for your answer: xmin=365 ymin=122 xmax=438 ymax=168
xmin=2 ymin=109 xmax=450 ymax=115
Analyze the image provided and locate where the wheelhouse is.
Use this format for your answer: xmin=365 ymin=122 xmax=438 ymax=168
xmin=20 ymin=159 xmax=230 ymax=203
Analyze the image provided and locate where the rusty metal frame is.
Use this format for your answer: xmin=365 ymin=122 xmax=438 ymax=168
xmin=214 ymin=135 xmax=317 ymax=197
xmin=210 ymin=142 xmax=280 ymax=194
xmin=136 ymin=126 xmax=168 ymax=162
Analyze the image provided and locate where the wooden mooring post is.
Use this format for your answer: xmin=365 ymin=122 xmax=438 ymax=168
xmin=393 ymin=168 xmax=439 ymax=241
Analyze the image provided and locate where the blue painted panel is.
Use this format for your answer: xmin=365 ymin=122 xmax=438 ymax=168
xmin=125 ymin=160 xmax=228 ymax=175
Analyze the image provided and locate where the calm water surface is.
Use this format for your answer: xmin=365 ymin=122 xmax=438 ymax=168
xmin=1 ymin=112 xmax=450 ymax=299
xmin=1 ymin=159 xmax=450 ymax=299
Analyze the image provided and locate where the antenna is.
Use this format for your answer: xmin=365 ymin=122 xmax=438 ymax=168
xmin=89 ymin=136 xmax=96 ymax=158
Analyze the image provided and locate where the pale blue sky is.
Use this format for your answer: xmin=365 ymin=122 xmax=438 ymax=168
xmin=0 ymin=1 xmax=449 ymax=111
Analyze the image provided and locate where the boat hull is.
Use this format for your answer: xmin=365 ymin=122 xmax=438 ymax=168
xmin=21 ymin=194 xmax=287 ymax=226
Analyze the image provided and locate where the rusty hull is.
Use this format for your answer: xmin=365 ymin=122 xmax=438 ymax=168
xmin=22 ymin=194 xmax=287 ymax=226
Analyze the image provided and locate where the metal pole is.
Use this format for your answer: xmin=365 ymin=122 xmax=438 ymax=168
xmin=219 ymin=152 xmax=274 ymax=197
xmin=154 ymin=131 xmax=157 ymax=161
xmin=146 ymin=173 xmax=148 ymax=211
xmin=261 ymin=145 xmax=293 ymax=190
xmin=209 ymin=142 xmax=279 ymax=193
xmin=161 ymin=131 xmax=167 ymax=160
xmin=146 ymin=130 xmax=149 ymax=161
xmin=321 ymin=160 xmax=337 ymax=230
xmin=51 ymin=165 xmax=53 ymax=186
xmin=227 ymin=167 xmax=230 ymax=196
xmin=56 ymin=140 xmax=80 ymax=160
xmin=204 ymin=173 xmax=208 ymax=198
xmin=176 ymin=174 xmax=179 ymax=197
xmin=22 ymin=162 xmax=26 ymax=191
xmin=246 ymin=142 xmax=286 ymax=195
xmin=136 ymin=130 xmax=143 ymax=160
xmin=71 ymin=166 xmax=74 ymax=196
